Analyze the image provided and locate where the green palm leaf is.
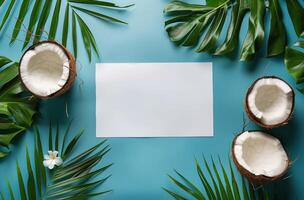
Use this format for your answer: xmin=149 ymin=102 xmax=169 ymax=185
xmin=72 ymin=6 xmax=128 ymax=24
xmin=16 ymin=161 xmax=27 ymax=200
xmin=68 ymin=0 xmax=134 ymax=8
xmin=0 ymin=0 xmax=16 ymax=32
xmin=0 ymin=0 xmax=133 ymax=61
xmin=72 ymin=11 xmax=78 ymax=58
xmin=164 ymin=0 xmax=304 ymax=61
xmin=23 ymin=0 xmax=43 ymax=49
xmin=0 ymin=56 xmax=38 ymax=159
xmin=195 ymin=160 xmax=215 ymax=199
xmin=3 ymin=123 xmax=112 ymax=200
xmin=62 ymin=3 xmax=70 ymax=47
xmin=48 ymin=0 xmax=62 ymax=40
xmin=26 ymin=146 xmax=36 ymax=200
xmin=33 ymin=0 xmax=52 ymax=43
xmin=75 ymin=13 xmax=93 ymax=61
xmin=284 ymin=32 xmax=304 ymax=93
xmin=229 ymin=159 xmax=241 ymax=200
xmin=7 ymin=181 xmax=15 ymax=200
xmin=164 ymin=156 xmax=269 ymax=200
xmin=10 ymin=0 xmax=31 ymax=44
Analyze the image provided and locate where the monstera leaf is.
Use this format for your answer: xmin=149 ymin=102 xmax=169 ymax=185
xmin=0 ymin=56 xmax=37 ymax=158
xmin=285 ymin=33 xmax=304 ymax=93
xmin=2 ymin=123 xmax=112 ymax=200
xmin=164 ymin=157 xmax=269 ymax=200
xmin=164 ymin=0 xmax=304 ymax=61
xmin=0 ymin=0 xmax=133 ymax=61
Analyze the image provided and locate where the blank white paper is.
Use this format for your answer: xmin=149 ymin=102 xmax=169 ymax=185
xmin=96 ymin=63 xmax=213 ymax=137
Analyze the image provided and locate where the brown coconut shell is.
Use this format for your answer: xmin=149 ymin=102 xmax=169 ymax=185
xmin=244 ymin=76 xmax=295 ymax=129
xmin=19 ymin=40 xmax=76 ymax=99
xmin=231 ymin=131 xmax=290 ymax=183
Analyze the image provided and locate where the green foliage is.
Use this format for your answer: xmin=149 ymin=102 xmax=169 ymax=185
xmin=0 ymin=56 xmax=37 ymax=158
xmin=284 ymin=33 xmax=304 ymax=93
xmin=164 ymin=0 xmax=304 ymax=61
xmin=3 ymin=123 xmax=112 ymax=200
xmin=0 ymin=0 xmax=134 ymax=62
xmin=164 ymin=157 xmax=269 ymax=200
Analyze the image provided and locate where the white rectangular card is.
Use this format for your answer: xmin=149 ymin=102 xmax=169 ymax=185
xmin=96 ymin=63 xmax=213 ymax=137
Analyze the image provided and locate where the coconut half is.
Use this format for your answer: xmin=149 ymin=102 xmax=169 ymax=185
xmin=232 ymin=131 xmax=289 ymax=182
xmin=245 ymin=76 xmax=294 ymax=128
xmin=19 ymin=41 xmax=76 ymax=98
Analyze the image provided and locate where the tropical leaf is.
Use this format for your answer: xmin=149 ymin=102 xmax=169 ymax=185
xmin=164 ymin=156 xmax=269 ymax=200
xmin=33 ymin=0 xmax=53 ymax=43
xmin=284 ymin=33 xmax=304 ymax=94
xmin=0 ymin=0 xmax=16 ymax=32
xmin=10 ymin=0 xmax=31 ymax=44
xmin=0 ymin=56 xmax=38 ymax=158
xmin=62 ymin=3 xmax=70 ymax=47
xmin=0 ymin=0 xmax=133 ymax=61
xmin=3 ymin=123 xmax=112 ymax=200
xmin=48 ymin=0 xmax=62 ymax=40
xmin=286 ymin=0 xmax=304 ymax=36
xmin=164 ymin=0 xmax=304 ymax=61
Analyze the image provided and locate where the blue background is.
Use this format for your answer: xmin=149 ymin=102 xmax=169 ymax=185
xmin=0 ymin=0 xmax=304 ymax=199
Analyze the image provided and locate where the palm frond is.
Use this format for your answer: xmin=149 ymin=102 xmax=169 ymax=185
xmin=164 ymin=156 xmax=269 ymax=200
xmin=164 ymin=0 xmax=304 ymax=61
xmin=3 ymin=123 xmax=112 ymax=200
xmin=284 ymin=31 xmax=304 ymax=94
xmin=0 ymin=0 xmax=133 ymax=61
xmin=0 ymin=56 xmax=38 ymax=158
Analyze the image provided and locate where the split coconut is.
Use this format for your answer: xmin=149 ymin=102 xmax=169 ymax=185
xmin=245 ymin=76 xmax=294 ymax=128
xmin=232 ymin=131 xmax=289 ymax=183
xmin=19 ymin=41 xmax=76 ymax=98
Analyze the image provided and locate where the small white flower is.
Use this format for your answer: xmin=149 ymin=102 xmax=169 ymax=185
xmin=43 ymin=151 xmax=63 ymax=169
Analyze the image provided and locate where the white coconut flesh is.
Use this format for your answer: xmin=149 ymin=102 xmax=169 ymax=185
xmin=247 ymin=78 xmax=293 ymax=126
xmin=20 ymin=43 xmax=70 ymax=97
xmin=234 ymin=131 xmax=288 ymax=177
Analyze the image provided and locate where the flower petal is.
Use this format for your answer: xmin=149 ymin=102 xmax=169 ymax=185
xmin=53 ymin=151 xmax=58 ymax=157
xmin=48 ymin=151 xmax=53 ymax=156
xmin=44 ymin=154 xmax=50 ymax=160
xmin=43 ymin=159 xmax=52 ymax=167
xmin=54 ymin=157 xmax=63 ymax=166
xmin=48 ymin=163 xmax=55 ymax=170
